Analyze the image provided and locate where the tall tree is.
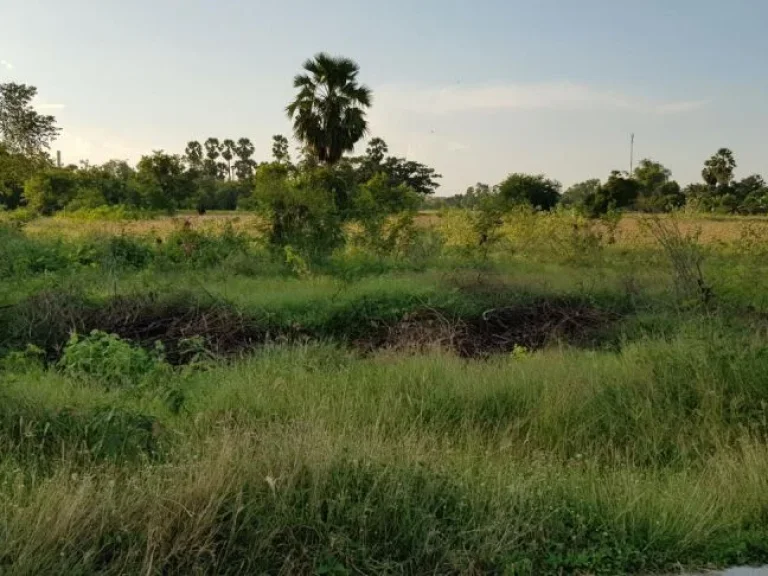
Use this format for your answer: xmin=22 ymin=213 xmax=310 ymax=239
xmin=0 ymin=83 xmax=60 ymax=156
xmin=203 ymin=137 xmax=221 ymax=178
xmin=184 ymin=141 xmax=204 ymax=170
xmin=365 ymin=137 xmax=388 ymax=165
xmin=234 ymin=137 xmax=256 ymax=180
xmin=221 ymin=138 xmax=235 ymax=180
xmin=561 ymin=179 xmax=601 ymax=209
xmin=272 ymin=134 xmax=290 ymax=164
xmin=0 ymin=142 xmax=37 ymax=208
xmin=286 ymin=53 xmax=372 ymax=165
xmin=380 ymin=157 xmax=441 ymax=195
xmin=702 ymin=148 xmax=736 ymax=187
xmin=634 ymin=159 xmax=671 ymax=192
xmin=497 ymin=173 xmax=561 ymax=210
xmin=136 ymin=151 xmax=192 ymax=211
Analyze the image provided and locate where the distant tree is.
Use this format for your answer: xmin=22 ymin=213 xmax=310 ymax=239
xmin=184 ymin=141 xmax=204 ymax=171
xmin=234 ymin=137 xmax=256 ymax=180
xmin=0 ymin=83 xmax=60 ymax=157
xmin=203 ymin=137 xmax=221 ymax=178
xmin=365 ymin=137 xmax=388 ymax=165
xmin=350 ymin=137 xmax=440 ymax=195
xmin=0 ymin=142 xmax=38 ymax=208
xmin=221 ymin=139 xmax=235 ymax=180
xmin=380 ymin=157 xmax=441 ymax=195
xmin=584 ymin=171 xmax=640 ymax=216
xmin=702 ymin=148 xmax=736 ymax=187
xmin=135 ymin=151 xmax=192 ymax=211
xmin=286 ymin=53 xmax=372 ymax=164
xmin=497 ymin=173 xmax=561 ymax=210
xmin=561 ymin=179 xmax=601 ymax=209
xmin=733 ymin=174 xmax=768 ymax=214
xmin=634 ymin=159 xmax=671 ymax=192
xmin=632 ymin=160 xmax=683 ymax=212
xmin=75 ymin=160 xmax=140 ymax=207
xmin=23 ymin=168 xmax=79 ymax=214
xmin=271 ymin=135 xmax=290 ymax=164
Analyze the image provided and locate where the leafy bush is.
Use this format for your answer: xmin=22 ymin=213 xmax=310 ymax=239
xmin=105 ymin=236 xmax=154 ymax=269
xmin=0 ymin=206 xmax=36 ymax=226
xmin=250 ymin=164 xmax=344 ymax=261
xmin=62 ymin=205 xmax=148 ymax=221
xmin=23 ymin=168 xmax=80 ymax=215
xmin=497 ymin=173 xmax=561 ymax=210
xmin=161 ymin=221 xmax=252 ymax=267
xmin=0 ymin=224 xmax=72 ymax=276
xmin=58 ymin=330 xmax=168 ymax=388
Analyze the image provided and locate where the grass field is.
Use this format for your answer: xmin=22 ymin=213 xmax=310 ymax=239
xmin=13 ymin=209 xmax=768 ymax=246
xmin=2 ymin=210 xmax=768 ymax=574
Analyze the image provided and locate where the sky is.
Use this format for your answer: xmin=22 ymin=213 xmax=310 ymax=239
xmin=2 ymin=0 xmax=767 ymax=194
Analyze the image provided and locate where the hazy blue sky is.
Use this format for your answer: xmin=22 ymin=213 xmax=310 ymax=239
xmin=2 ymin=0 xmax=767 ymax=193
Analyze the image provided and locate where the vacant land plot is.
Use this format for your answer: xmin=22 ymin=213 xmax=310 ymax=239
xmin=2 ymin=210 xmax=768 ymax=574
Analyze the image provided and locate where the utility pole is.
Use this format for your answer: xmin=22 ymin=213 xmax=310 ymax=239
xmin=629 ymin=133 xmax=635 ymax=175
xmin=56 ymin=150 xmax=61 ymax=168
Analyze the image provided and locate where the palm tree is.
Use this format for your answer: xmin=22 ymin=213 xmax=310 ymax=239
xmin=234 ymin=138 xmax=256 ymax=180
xmin=204 ymin=137 xmax=220 ymax=178
xmin=184 ymin=141 xmax=203 ymax=170
xmin=286 ymin=53 xmax=372 ymax=165
xmin=221 ymin=139 xmax=236 ymax=180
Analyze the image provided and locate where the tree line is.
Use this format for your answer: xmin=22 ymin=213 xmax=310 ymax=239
xmin=428 ymin=149 xmax=767 ymax=216
xmin=2 ymin=53 xmax=767 ymax=227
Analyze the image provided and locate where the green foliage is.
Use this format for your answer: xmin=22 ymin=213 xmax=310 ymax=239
xmin=583 ymin=170 xmax=640 ymax=216
xmin=287 ymin=53 xmax=372 ymax=165
xmin=135 ymin=151 xmax=192 ymax=212
xmin=0 ymin=223 xmax=71 ymax=276
xmin=0 ymin=82 xmax=60 ymax=156
xmin=497 ymin=173 xmax=561 ymax=210
xmin=250 ymin=164 xmax=344 ymax=260
xmin=702 ymin=148 xmax=736 ymax=187
xmin=271 ymin=134 xmax=290 ymax=164
xmin=561 ymin=179 xmax=600 ymax=209
xmin=58 ymin=330 xmax=168 ymax=388
xmin=161 ymin=222 xmax=252 ymax=267
xmin=350 ymin=174 xmax=421 ymax=254
xmin=23 ymin=168 xmax=80 ymax=215
xmin=0 ymin=142 xmax=40 ymax=209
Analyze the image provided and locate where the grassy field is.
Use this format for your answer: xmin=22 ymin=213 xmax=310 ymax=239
xmin=13 ymin=209 xmax=768 ymax=245
xmin=2 ymin=210 xmax=768 ymax=574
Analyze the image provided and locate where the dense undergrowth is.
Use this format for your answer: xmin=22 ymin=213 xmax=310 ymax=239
xmin=3 ymin=215 xmax=768 ymax=574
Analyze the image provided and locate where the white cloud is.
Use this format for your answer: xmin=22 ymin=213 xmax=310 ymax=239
xmin=375 ymin=82 xmax=707 ymax=116
xmin=0 ymin=60 xmax=13 ymax=71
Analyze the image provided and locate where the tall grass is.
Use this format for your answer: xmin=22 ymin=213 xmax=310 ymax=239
xmin=2 ymin=329 xmax=768 ymax=573
xmin=4 ymin=212 xmax=768 ymax=573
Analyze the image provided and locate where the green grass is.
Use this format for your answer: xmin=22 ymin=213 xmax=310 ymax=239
xmin=3 ymin=219 xmax=768 ymax=573
xmin=2 ymin=333 xmax=768 ymax=573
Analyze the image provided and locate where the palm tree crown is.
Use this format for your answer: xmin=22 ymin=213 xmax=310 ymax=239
xmin=286 ymin=53 xmax=372 ymax=165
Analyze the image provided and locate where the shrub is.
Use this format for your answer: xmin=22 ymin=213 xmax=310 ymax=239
xmin=23 ymin=168 xmax=80 ymax=215
xmin=161 ymin=221 xmax=252 ymax=267
xmin=250 ymin=164 xmax=344 ymax=261
xmin=105 ymin=236 xmax=154 ymax=269
xmin=58 ymin=330 xmax=168 ymax=388
xmin=0 ymin=224 xmax=72 ymax=277
xmin=497 ymin=173 xmax=561 ymax=211
xmin=62 ymin=205 xmax=146 ymax=221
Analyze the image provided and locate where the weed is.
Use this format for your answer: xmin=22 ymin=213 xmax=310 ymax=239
xmin=58 ymin=330 xmax=169 ymax=388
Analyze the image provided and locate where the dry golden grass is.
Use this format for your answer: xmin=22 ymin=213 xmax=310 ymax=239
xmin=20 ymin=210 xmax=768 ymax=250
xmin=24 ymin=212 xmax=265 ymax=240
xmin=617 ymin=213 xmax=768 ymax=246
